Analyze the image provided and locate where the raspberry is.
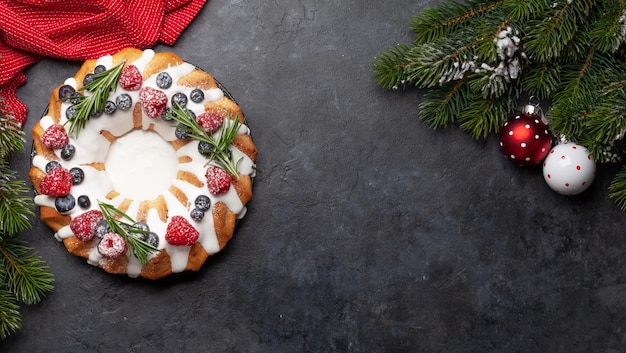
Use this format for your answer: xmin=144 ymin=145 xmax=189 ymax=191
xmin=39 ymin=167 xmax=73 ymax=196
xmin=205 ymin=166 xmax=231 ymax=195
xmin=119 ymin=65 xmax=143 ymax=90
xmin=165 ymin=216 xmax=199 ymax=246
xmin=41 ymin=124 xmax=69 ymax=149
xmin=70 ymin=210 xmax=104 ymax=242
xmin=98 ymin=233 xmax=128 ymax=258
xmin=197 ymin=112 xmax=224 ymax=134
xmin=139 ymin=87 xmax=168 ymax=119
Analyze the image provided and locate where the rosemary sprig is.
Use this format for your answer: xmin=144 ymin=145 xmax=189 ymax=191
xmin=97 ymin=201 xmax=159 ymax=266
xmin=61 ymin=61 xmax=126 ymax=136
xmin=166 ymin=103 xmax=243 ymax=178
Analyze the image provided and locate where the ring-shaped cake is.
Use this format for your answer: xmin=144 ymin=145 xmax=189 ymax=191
xmin=29 ymin=48 xmax=258 ymax=279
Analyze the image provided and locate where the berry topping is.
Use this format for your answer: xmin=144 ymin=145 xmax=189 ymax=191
xmin=165 ymin=216 xmax=199 ymax=246
xmin=161 ymin=107 xmax=173 ymax=121
xmin=94 ymin=65 xmax=106 ymax=74
xmin=171 ymin=92 xmax=188 ymax=107
xmin=70 ymin=210 xmax=104 ymax=242
xmin=205 ymin=166 xmax=231 ymax=195
xmin=104 ymin=100 xmax=117 ymax=115
xmin=116 ymin=93 xmax=133 ymax=111
xmin=190 ymin=208 xmax=204 ymax=222
xmin=194 ymin=195 xmax=211 ymax=211
xmin=146 ymin=232 xmax=159 ymax=248
xmin=77 ymin=195 xmax=91 ymax=208
xmin=55 ymin=194 xmax=75 ymax=213
xmin=132 ymin=221 xmax=150 ymax=233
xmin=69 ymin=92 xmax=84 ymax=104
xmin=156 ymin=72 xmax=172 ymax=89
xmin=197 ymin=141 xmax=214 ymax=156
xmin=41 ymin=124 xmax=69 ymax=149
xmin=69 ymin=167 xmax=84 ymax=185
xmin=39 ymin=167 xmax=72 ymax=196
xmin=83 ymin=73 xmax=95 ymax=87
xmin=175 ymin=124 xmax=190 ymax=140
xmin=45 ymin=160 xmax=61 ymax=173
xmin=190 ymin=89 xmax=204 ymax=103
xmin=119 ymin=65 xmax=143 ymax=90
xmin=98 ymin=233 xmax=128 ymax=258
xmin=65 ymin=105 xmax=77 ymax=120
xmin=60 ymin=144 xmax=76 ymax=160
xmin=90 ymin=109 xmax=103 ymax=118
xmin=139 ymin=87 xmax=168 ymax=119
xmin=58 ymin=85 xmax=76 ymax=99
xmin=94 ymin=219 xmax=111 ymax=238
xmin=197 ymin=112 xmax=224 ymax=134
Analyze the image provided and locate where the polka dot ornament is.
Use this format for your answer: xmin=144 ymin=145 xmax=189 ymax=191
xmin=542 ymin=141 xmax=596 ymax=195
xmin=499 ymin=105 xmax=553 ymax=166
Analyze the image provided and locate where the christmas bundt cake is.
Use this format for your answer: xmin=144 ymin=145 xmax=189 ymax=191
xmin=29 ymin=48 xmax=258 ymax=279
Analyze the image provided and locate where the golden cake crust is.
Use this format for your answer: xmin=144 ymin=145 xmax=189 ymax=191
xmin=30 ymin=48 xmax=257 ymax=279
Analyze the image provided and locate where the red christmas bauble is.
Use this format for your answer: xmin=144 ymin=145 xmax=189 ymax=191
xmin=499 ymin=107 xmax=553 ymax=166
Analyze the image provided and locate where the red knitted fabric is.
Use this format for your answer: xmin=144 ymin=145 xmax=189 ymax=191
xmin=0 ymin=0 xmax=207 ymax=125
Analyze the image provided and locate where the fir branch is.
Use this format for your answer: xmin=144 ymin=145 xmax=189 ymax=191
xmin=522 ymin=60 xmax=561 ymax=99
xmin=166 ymin=103 xmax=243 ymax=178
xmin=0 ymin=287 xmax=21 ymax=340
xmin=61 ymin=61 xmax=126 ymax=137
xmin=457 ymin=87 xmax=518 ymax=139
xmin=372 ymin=44 xmax=412 ymax=89
xmin=0 ymin=161 xmax=34 ymax=237
xmin=502 ymin=0 xmax=547 ymax=21
xmin=0 ymin=237 xmax=54 ymax=305
xmin=0 ymin=114 xmax=24 ymax=159
xmin=523 ymin=2 xmax=581 ymax=62
xmin=410 ymin=0 xmax=503 ymax=43
xmin=609 ymin=164 xmax=626 ymax=210
xmin=418 ymin=79 xmax=471 ymax=129
xmin=97 ymin=201 xmax=159 ymax=266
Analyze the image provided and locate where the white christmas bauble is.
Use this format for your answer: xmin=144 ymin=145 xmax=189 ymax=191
xmin=543 ymin=142 xmax=596 ymax=195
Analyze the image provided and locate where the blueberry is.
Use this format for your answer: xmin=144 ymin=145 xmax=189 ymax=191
xmin=83 ymin=73 xmax=95 ymax=87
xmin=190 ymin=207 xmax=204 ymax=222
xmin=66 ymin=105 xmax=77 ymax=120
xmin=171 ymin=92 xmax=188 ymax=108
xmin=194 ymin=195 xmax=211 ymax=211
xmin=104 ymin=101 xmax=117 ymax=115
xmin=77 ymin=195 xmax=91 ymax=208
xmin=45 ymin=160 xmax=62 ymax=173
xmin=161 ymin=107 xmax=173 ymax=121
xmin=58 ymin=85 xmax=76 ymax=99
xmin=175 ymin=124 xmax=189 ymax=140
xmin=90 ymin=109 xmax=103 ymax=118
xmin=198 ymin=141 xmax=214 ymax=156
xmin=145 ymin=232 xmax=159 ymax=247
xmin=132 ymin=221 xmax=150 ymax=233
xmin=95 ymin=219 xmax=110 ymax=238
xmin=190 ymin=89 xmax=204 ymax=103
xmin=116 ymin=93 xmax=133 ymax=111
xmin=60 ymin=144 xmax=76 ymax=160
xmin=156 ymin=72 xmax=172 ymax=89
xmin=94 ymin=65 xmax=106 ymax=74
xmin=55 ymin=194 xmax=75 ymax=213
xmin=69 ymin=92 xmax=84 ymax=104
xmin=69 ymin=167 xmax=84 ymax=184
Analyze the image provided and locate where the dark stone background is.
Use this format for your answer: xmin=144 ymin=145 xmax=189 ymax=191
xmin=3 ymin=0 xmax=626 ymax=352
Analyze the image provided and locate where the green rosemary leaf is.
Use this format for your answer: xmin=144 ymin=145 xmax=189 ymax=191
xmin=61 ymin=61 xmax=126 ymax=137
xmin=97 ymin=201 xmax=158 ymax=266
xmin=166 ymin=102 xmax=243 ymax=178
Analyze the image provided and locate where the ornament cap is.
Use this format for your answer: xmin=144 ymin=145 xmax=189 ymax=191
xmin=521 ymin=104 xmax=541 ymax=117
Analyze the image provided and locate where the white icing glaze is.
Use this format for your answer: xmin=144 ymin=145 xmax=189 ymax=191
xmin=34 ymin=50 xmax=256 ymax=278
xmin=105 ymin=129 xmax=178 ymax=200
